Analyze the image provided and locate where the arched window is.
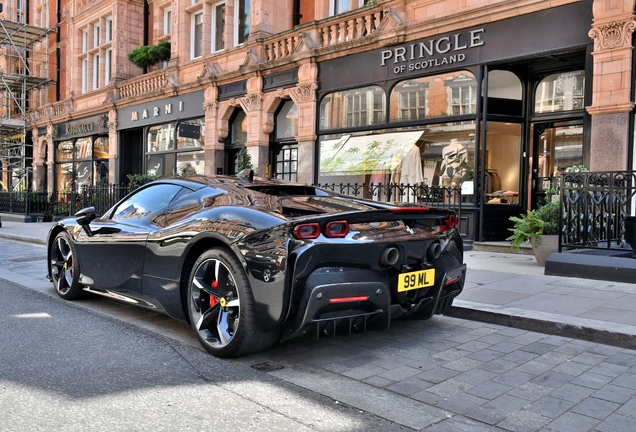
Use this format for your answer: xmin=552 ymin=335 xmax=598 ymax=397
xmin=535 ymin=71 xmax=585 ymax=113
xmin=320 ymin=85 xmax=385 ymax=130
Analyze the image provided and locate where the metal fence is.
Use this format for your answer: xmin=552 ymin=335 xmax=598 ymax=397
xmin=315 ymin=183 xmax=462 ymax=212
xmin=0 ymin=182 xmax=461 ymax=221
xmin=0 ymin=184 xmax=131 ymax=220
xmin=560 ymin=171 xmax=636 ymax=250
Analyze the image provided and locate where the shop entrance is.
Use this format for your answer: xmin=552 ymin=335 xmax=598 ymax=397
xmin=120 ymin=128 xmax=144 ymax=184
xmin=270 ymin=142 xmax=298 ymax=181
xmin=530 ymin=122 xmax=583 ymax=208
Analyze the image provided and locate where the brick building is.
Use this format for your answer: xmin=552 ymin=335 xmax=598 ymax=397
xmin=5 ymin=0 xmax=635 ymax=240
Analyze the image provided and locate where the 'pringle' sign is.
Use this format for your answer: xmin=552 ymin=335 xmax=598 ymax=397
xmin=380 ymin=29 xmax=485 ymax=75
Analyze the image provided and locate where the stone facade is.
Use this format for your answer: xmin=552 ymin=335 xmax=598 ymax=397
xmin=17 ymin=0 xmax=636 ymax=227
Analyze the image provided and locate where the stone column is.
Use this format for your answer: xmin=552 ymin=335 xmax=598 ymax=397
xmin=46 ymin=124 xmax=55 ymax=194
xmin=203 ymin=86 xmax=223 ymax=176
xmin=289 ymin=62 xmax=318 ymax=185
xmin=240 ymin=76 xmax=268 ymax=175
xmin=587 ymin=1 xmax=636 ymax=171
xmin=107 ymin=109 xmax=118 ymax=184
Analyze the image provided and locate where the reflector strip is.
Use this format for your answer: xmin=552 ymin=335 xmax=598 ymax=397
xmin=390 ymin=206 xmax=429 ymax=212
xmin=329 ymin=296 xmax=369 ymax=303
xmin=445 ymin=276 xmax=459 ymax=285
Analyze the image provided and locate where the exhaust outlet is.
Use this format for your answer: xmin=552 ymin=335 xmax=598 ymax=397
xmin=379 ymin=247 xmax=400 ymax=266
xmin=426 ymin=241 xmax=442 ymax=261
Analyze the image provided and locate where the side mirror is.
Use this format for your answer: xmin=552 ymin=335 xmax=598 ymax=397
xmin=75 ymin=207 xmax=96 ymax=236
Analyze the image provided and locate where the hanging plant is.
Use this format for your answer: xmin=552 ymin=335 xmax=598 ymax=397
xmin=128 ymin=41 xmax=171 ymax=69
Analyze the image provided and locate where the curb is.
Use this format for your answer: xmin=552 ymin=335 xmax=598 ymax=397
xmin=447 ymin=300 xmax=636 ymax=350
xmin=0 ymin=233 xmax=46 ymax=245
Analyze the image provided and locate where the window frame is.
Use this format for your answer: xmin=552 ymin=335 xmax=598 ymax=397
xmin=234 ymin=0 xmax=250 ymax=45
xmin=211 ymin=1 xmax=226 ymax=53
xmin=163 ymin=7 xmax=172 ymax=35
xmin=191 ymin=10 xmax=203 ymax=59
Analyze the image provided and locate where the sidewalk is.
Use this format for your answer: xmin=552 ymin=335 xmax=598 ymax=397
xmin=1 ymin=220 xmax=635 ymax=349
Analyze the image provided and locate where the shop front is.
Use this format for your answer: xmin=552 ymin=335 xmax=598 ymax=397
xmin=316 ymin=0 xmax=592 ymax=241
xmin=53 ymin=114 xmax=110 ymax=194
xmin=116 ymin=90 xmax=206 ymax=183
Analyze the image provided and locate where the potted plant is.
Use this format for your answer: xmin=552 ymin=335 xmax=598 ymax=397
xmin=507 ymin=198 xmax=560 ymax=266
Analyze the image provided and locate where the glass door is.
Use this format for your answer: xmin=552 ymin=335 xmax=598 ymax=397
xmin=531 ymin=122 xmax=583 ymax=208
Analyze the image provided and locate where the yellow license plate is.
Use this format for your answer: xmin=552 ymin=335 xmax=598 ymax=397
xmin=398 ymin=269 xmax=435 ymax=292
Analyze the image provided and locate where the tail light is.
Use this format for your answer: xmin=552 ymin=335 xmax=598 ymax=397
xmin=440 ymin=214 xmax=459 ymax=231
xmin=293 ymin=223 xmax=321 ymax=239
xmin=323 ymin=221 xmax=349 ymax=238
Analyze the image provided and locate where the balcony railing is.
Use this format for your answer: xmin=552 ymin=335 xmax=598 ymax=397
xmin=560 ymin=171 xmax=635 ymax=251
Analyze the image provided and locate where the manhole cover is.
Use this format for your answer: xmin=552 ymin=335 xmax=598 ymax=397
xmin=250 ymin=361 xmax=284 ymax=372
xmin=9 ymin=256 xmax=47 ymax=262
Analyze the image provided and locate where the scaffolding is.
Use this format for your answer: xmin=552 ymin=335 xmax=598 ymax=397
xmin=0 ymin=19 xmax=56 ymax=191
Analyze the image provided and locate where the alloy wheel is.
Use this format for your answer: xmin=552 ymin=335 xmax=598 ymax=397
xmin=190 ymin=258 xmax=241 ymax=348
xmin=50 ymin=235 xmax=75 ymax=295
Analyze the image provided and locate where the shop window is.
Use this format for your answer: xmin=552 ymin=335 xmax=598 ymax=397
xmin=273 ymin=145 xmax=298 ymax=182
xmin=212 ymin=2 xmax=225 ymax=52
xmin=276 ymin=100 xmax=298 ymax=140
xmin=320 ymin=85 xmax=385 ymax=130
xmin=445 ymin=74 xmax=477 ymax=115
xmin=535 ymin=71 xmax=585 ymax=113
xmin=391 ymin=79 xmax=429 ymax=121
xmin=318 ymin=121 xmax=476 ymax=197
xmin=235 ymin=0 xmax=250 ymax=45
xmin=146 ymin=119 xmax=205 ymax=176
xmin=487 ymin=70 xmax=523 ymax=116
xmin=484 ymin=122 xmax=521 ymax=205
xmin=55 ymin=136 xmax=109 ymax=192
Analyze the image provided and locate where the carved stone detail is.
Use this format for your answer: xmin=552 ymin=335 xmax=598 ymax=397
xmin=240 ymin=93 xmax=262 ymax=112
xmin=292 ymin=83 xmax=317 ymax=102
xmin=203 ymin=101 xmax=217 ymax=116
xmin=107 ymin=121 xmax=117 ymax=134
xmin=589 ymin=19 xmax=636 ymax=51
xmin=198 ymin=61 xmax=223 ymax=80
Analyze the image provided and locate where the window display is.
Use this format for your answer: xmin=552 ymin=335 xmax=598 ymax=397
xmin=145 ymin=118 xmax=205 ymax=176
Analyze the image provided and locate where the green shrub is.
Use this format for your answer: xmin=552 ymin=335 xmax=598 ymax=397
xmin=127 ymin=173 xmax=163 ymax=191
xmin=128 ymin=41 xmax=171 ymax=69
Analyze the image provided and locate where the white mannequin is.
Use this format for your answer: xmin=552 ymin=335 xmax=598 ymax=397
xmin=440 ymin=139 xmax=468 ymax=186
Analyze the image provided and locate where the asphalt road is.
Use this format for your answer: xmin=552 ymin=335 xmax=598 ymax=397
xmin=0 ymin=277 xmax=409 ymax=431
xmin=3 ymin=237 xmax=636 ymax=431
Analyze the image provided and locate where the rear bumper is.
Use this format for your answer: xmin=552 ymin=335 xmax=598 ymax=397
xmin=280 ymin=261 xmax=466 ymax=342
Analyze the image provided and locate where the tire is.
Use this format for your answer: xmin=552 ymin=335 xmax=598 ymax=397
xmin=49 ymin=231 xmax=84 ymax=300
xmin=187 ymin=247 xmax=279 ymax=358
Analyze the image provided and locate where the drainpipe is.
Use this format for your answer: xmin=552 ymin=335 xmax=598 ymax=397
xmin=143 ymin=0 xmax=149 ymax=74
xmin=292 ymin=0 xmax=302 ymax=26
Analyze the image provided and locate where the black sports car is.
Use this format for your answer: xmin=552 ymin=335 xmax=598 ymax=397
xmin=47 ymin=172 xmax=466 ymax=358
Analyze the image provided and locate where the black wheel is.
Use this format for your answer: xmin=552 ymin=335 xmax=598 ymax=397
xmin=187 ymin=248 xmax=279 ymax=358
xmin=49 ymin=231 xmax=84 ymax=300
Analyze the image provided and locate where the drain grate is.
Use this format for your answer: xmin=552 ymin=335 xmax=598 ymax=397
xmin=250 ymin=361 xmax=284 ymax=372
xmin=9 ymin=256 xmax=47 ymax=263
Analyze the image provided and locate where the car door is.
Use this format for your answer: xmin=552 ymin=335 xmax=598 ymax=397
xmin=73 ymin=183 xmax=184 ymax=294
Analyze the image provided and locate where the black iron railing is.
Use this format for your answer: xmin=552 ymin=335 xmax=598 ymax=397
xmin=560 ymin=171 xmax=635 ymax=250
xmin=315 ymin=183 xmax=462 ymax=212
xmin=0 ymin=185 xmax=131 ymax=220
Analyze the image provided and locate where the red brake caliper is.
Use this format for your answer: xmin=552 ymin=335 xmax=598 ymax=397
xmin=209 ymin=280 xmax=219 ymax=307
